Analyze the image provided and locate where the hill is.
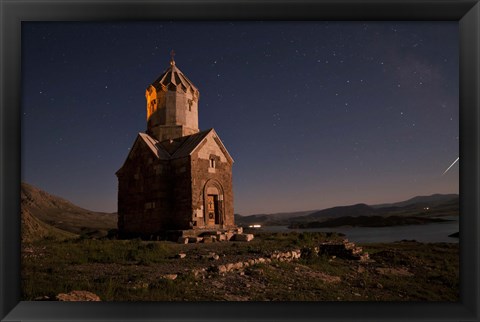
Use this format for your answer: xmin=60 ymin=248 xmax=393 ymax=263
xmin=372 ymin=194 xmax=459 ymax=208
xmin=21 ymin=207 xmax=77 ymax=243
xmin=236 ymin=194 xmax=459 ymax=227
xmin=307 ymin=203 xmax=377 ymax=219
xmin=234 ymin=209 xmax=317 ymax=226
xmin=21 ymin=182 xmax=117 ymax=238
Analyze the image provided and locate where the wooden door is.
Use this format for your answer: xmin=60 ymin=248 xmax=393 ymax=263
xmin=207 ymin=195 xmax=216 ymax=226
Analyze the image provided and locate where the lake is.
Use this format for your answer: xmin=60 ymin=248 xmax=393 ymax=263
xmin=258 ymin=217 xmax=459 ymax=243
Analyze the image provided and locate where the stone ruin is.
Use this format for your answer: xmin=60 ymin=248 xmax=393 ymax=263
xmin=188 ymin=240 xmax=370 ymax=278
xmin=318 ymin=239 xmax=370 ymax=261
xmin=176 ymin=227 xmax=254 ymax=244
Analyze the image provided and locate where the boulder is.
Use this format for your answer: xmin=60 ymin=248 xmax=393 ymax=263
xmin=161 ymin=274 xmax=178 ymax=280
xmin=56 ymin=290 xmax=101 ymax=301
xmin=205 ymin=252 xmax=219 ymax=260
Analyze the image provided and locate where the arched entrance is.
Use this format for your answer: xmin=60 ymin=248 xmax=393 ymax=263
xmin=203 ymin=179 xmax=225 ymax=228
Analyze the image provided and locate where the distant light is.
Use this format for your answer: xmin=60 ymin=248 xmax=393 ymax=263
xmin=248 ymin=224 xmax=262 ymax=228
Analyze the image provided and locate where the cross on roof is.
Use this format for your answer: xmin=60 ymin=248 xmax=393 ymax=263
xmin=170 ymin=50 xmax=176 ymax=65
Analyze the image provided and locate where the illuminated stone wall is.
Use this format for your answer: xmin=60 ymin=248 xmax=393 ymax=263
xmin=146 ymin=84 xmax=199 ymax=141
xmin=190 ymin=133 xmax=235 ymax=229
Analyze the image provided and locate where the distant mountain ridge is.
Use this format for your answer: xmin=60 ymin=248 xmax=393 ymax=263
xmin=234 ymin=209 xmax=317 ymax=226
xmin=372 ymin=194 xmax=459 ymax=209
xmin=307 ymin=203 xmax=377 ymax=219
xmin=236 ymin=193 xmax=459 ymax=226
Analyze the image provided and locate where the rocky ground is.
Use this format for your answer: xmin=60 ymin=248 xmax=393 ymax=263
xmin=21 ymin=231 xmax=459 ymax=301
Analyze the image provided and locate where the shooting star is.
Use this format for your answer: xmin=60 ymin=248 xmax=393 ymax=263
xmin=442 ymin=157 xmax=459 ymax=176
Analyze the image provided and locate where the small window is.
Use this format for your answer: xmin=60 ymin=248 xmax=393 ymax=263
xmin=209 ymin=158 xmax=216 ymax=168
xmin=144 ymin=202 xmax=155 ymax=210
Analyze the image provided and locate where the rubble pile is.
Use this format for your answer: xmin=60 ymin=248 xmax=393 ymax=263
xmin=319 ymin=239 xmax=370 ymax=261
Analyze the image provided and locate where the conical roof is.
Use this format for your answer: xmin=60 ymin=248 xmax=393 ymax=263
xmin=150 ymin=55 xmax=199 ymax=95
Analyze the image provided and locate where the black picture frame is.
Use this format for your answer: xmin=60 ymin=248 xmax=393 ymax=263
xmin=1 ymin=0 xmax=478 ymax=321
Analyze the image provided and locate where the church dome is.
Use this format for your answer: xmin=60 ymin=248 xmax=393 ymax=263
xmin=150 ymin=53 xmax=199 ymax=96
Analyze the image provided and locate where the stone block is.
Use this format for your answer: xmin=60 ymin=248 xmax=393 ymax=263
xmin=205 ymin=252 xmax=219 ymax=260
xmin=202 ymin=236 xmax=213 ymax=243
xmin=56 ymin=291 xmax=101 ymax=302
xmin=234 ymin=233 xmax=254 ymax=242
xmin=233 ymin=262 xmax=243 ymax=270
xmin=161 ymin=274 xmax=178 ymax=280
xmin=188 ymin=237 xmax=202 ymax=243
xmin=177 ymin=237 xmax=189 ymax=244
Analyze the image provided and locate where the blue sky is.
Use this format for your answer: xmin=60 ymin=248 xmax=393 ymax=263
xmin=22 ymin=21 xmax=459 ymax=215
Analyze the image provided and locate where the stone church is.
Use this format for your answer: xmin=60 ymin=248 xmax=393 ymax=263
xmin=116 ymin=54 xmax=236 ymax=239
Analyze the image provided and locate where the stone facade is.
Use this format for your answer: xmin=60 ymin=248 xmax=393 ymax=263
xmin=116 ymin=56 xmax=235 ymax=239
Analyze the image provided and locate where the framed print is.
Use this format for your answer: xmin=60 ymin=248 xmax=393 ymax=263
xmin=1 ymin=0 xmax=479 ymax=321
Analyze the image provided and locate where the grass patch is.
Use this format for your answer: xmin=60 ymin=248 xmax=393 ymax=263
xmin=21 ymin=233 xmax=459 ymax=301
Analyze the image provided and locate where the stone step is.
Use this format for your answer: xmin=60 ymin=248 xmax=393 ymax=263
xmin=344 ymin=242 xmax=356 ymax=250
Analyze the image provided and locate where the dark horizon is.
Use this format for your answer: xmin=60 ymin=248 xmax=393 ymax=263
xmin=21 ymin=180 xmax=458 ymax=217
xmin=22 ymin=21 xmax=459 ymax=216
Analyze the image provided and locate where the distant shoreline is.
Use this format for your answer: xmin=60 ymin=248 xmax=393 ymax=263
xmin=288 ymin=215 xmax=452 ymax=229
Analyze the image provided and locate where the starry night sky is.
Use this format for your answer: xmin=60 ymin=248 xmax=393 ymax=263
xmin=22 ymin=21 xmax=459 ymax=215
